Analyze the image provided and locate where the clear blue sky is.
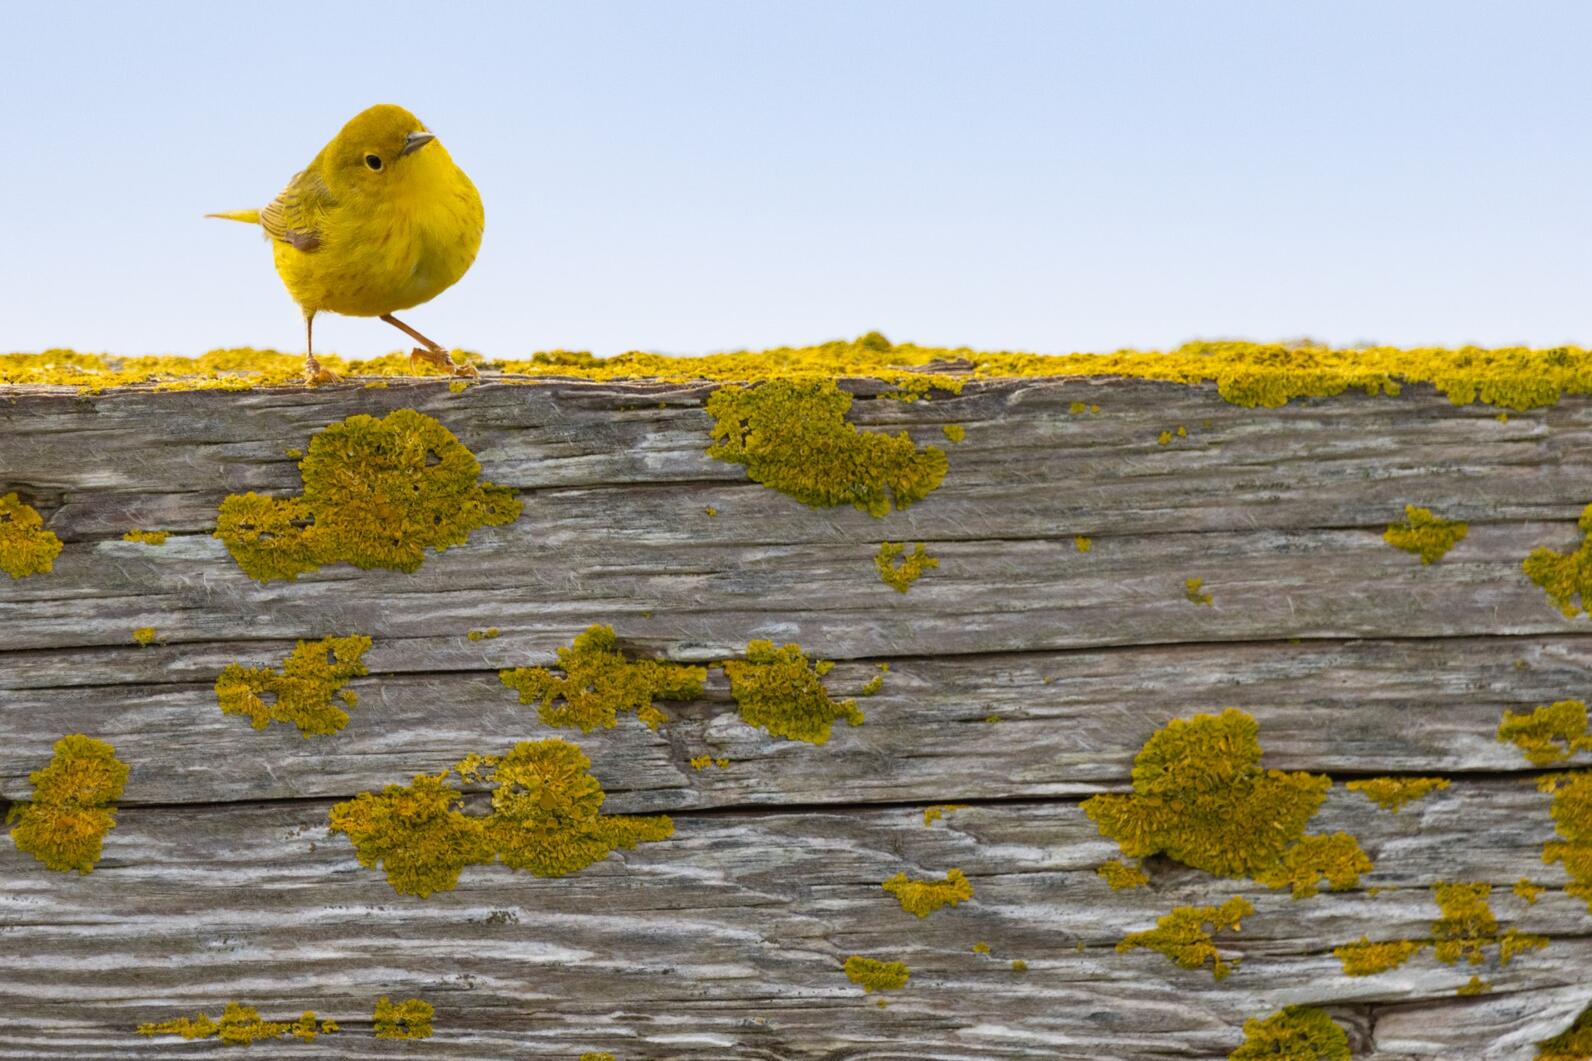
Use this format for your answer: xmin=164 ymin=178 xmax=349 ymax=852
xmin=1 ymin=1 xmax=1587 ymax=358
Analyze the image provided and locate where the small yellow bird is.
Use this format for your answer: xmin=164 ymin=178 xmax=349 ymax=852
xmin=210 ymin=104 xmax=483 ymax=384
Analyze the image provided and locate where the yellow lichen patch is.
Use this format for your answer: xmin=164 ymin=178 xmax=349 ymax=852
xmin=1431 ymin=882 xmax=1548 ymax=966
xmin=499 ymin=625 xmax=706 ymax=733
xmin=1542 ymin=770 xmax=1592 ymax=913
xmin=122 ymin=529 xmax=168 ymax=545
xmin=882 ymin=868 xmax=974 ymax=917
xmin=214 ymin=408 xmax=521 ymax=582
xmin=1515 ymin=878 xmax=1545 ymax=904
xmin=327 ymin=770 xmax=491 ymax=898
xmin=705 ymin=379 xmax=948 ymax=517
xmin=1457 ymin=975 xmax=1490 ymax=996
xmin=942 ymin=424 xmax=966 ymax=443
xmin=1333 ymin=936 xmax=1425 ymax=976
xmin=1525 ymin=503 xmax=1592 ymax=617
xmin=373 ymin=996 xmax=433 ymax=1040
xmin=1082 ymin=709 xmax=1368 ymax=894
xmin=1157 ymin=430 xmax=1174 ymax=446
xmin=860 ymin=673 xmax=885 ymax=696
xmin=580 ymin=1054 xmax=618 ymax=1061
xmin=1229 ymin=1006 xmax=1350 ymax=1061
xmin=1097 ymin=859 xmax=1150 ymax=890
xmin=1384 ymin=505 xmax=1469 ymax=564
xmin=0 ymin=493 xmax=62 ymax=579
xmin=1074 ymin=535 xmax=1092 ymax=553
xmin=6 ymin=734 xmax=129 ymax=874
xmin=723 ymin=640 xmax=864 ymax=744
xmin=843 ymin=955 xmax=910 ymax=992
xmin=1069 ymin=401 xmax=1087 ymax=414
xmin=1346 ymin=776 xmax=1451 ymax=813
xmin=703 ymin=505 xmax=718 ymax=517
xmin=923 ymin=803 xmax=968 ymax=826
xmin=467 ymin=627 xmax=501 ymax=641
xmin=214 ymin=636 xmax=371 ymax=737
xmin=876 ymin=541 xmax=939 ymax=592
xmin=1010 ymin=959 xmax=1027 ymax=972
xmin=1498 ymin=701 xmax=1592 ymax=765
xmin=137 ymin=1003 xmax=331 ymax=1044
xmin=972 ymin=942 xmax=991 ymax=955
xmin=132 ymin=627 xmax=157 ymax=646
xmin=1537 ymin=1003 xmax=1592 ymax=1060
xmin=1184 ymin=577 xmax=1213 ymax=605
xmin=1117 ymin=896 xmax=1254 ymax=981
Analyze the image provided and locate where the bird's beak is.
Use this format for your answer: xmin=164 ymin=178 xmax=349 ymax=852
xmin=400 ymin=131 xmax=435 ymax=157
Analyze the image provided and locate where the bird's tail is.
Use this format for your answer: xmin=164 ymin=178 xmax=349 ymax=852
xmin=205 ymin=209 xmax=261 ymax=224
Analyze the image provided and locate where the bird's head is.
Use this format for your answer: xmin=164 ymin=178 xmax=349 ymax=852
xmin=321 ymin=104 xmax=454 ymax=199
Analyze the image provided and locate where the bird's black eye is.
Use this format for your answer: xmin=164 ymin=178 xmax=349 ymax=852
xmin=365 ymin=154 xmax=383 ymax=171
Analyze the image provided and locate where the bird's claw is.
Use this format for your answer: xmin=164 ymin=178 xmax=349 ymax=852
xmin=409 ymin=346 xmax=478 ymax=378
xmin=304 ymin=358 xmax=341 ymax=387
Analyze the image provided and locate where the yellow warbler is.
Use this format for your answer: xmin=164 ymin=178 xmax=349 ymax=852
xmin=209 ymin=104 xmax=483 ymax=384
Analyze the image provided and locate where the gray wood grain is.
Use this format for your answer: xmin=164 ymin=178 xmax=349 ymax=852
xmin=3 ymin=376 xmax=1591 ymax=1059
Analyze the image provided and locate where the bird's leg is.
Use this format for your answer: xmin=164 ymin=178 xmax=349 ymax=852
xmin=303 ymin=313 xmax=339 ymax=386
xmin=381 ymin=313 xmax=479 ymax=378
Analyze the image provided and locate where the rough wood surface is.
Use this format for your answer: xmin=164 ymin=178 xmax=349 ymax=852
xmin=2 ymin=375 xmax=1590 ymax=1059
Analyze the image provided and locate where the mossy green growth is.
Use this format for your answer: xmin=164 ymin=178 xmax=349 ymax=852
xmin=328 ymin=739 xmax=673 ymax=897
xmin=1117 ymin=896 xmax=1254 ymax=981
xmin=876 ymin=541 xmax=938 ymax=592
xmin=1542 ymin=770 xmax=1592 ymax=913
xmin=214 ymin=408 xmax=521 ymax=582
xmin=705 ymin=379 xmax=948 ymax=517
xmin=1082 ymin=709 xmax=1368 ymax=896
xmin=214 ymin=635 xmax=371 ymax=737
xmin=843 ymin=955 xmax=910 ymax=992
xmin=6 ymin=734 xmax=129 ymax=874
xmin=1524 ymin=503 xmax=1592 ymax=617
xmin=0 ymin=493 xmax=62 ymax=578
xmin=1333 ymin=936 xmax=1425 ymax=976
xmin=1097 ymin=859 xmax=1150 ymax=890
xmin=122 ymin=529 xmax=168 ymax=545
xmin=137 ymin=1003 xmax=332 ymax=1044
xmin=1498 ymin=701 xmax=1592 ymax=765
xmin=882 ymin=867 xmax=973 ymax=917
xmin=1228 ymin=1006 xmax=1350 ymax=1061
xmin=1537 ymin=1003 xmax=1592 ymax=1061
xmin=499 ymin=625 xmax=706 ymax=733
xmin=723 ymin=640 xmax=864 ymax=744
xmin=373 ymin=996 xmax=433 ymax=1040
xmin=1384 ymin=505 xmax=1468 ymax=564
xmin=1345 ymin=776 xmax=1451 ymax=813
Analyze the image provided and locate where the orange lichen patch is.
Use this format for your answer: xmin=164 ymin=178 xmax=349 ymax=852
xmin=214 ymin=635 xmax=371 ymax=737
xmin=1537 ymin=1003 xmax=1592 ymax=1060
xmin=882 ymin=868 xmax=974 ymax=917
xmin=1184 ymin=577 xmax=1213 ymax=605
xmin=1384 ymin=505 xmax=1468 ymax=564
xmin=1074 ymin=535 xmax=1092 ymax=553
xmin=1541 ymin=770 xmax=1592 ymax=913
xmin=1082 ymin=709 xmax=1368 ymax=895
xmin=373 ymin=996 xmax=433 ymax=1040
xmin=1097 ymin=859 xmax=1150 ymax=891
xmin=499 ymin=625 xmax=706 ymax=733
xmin=1498 ymin=701 xmax=1592 ymax=765
xmin=121 ymin=529 xmax=169 ymax=545
xmin=923 ymin=803 xmax=968 ymax=826
xmin=1432 ymin=882 xmax=1548 ymax=966
xmin=136 ymin=1003 xmax=331 ymax=1044
xmin=723 ymin=640 xmax=864 ymax=744
xmin=1457 ymin=975 xmax=1490 ymax=996
xmin=6 ymin=735 xmax=129 ymax=874
xmin=942 ymin=424 xmax=966 ymax=443
xmin=214 ymin=408 xmax=520 ymax=582
xmin=132 ymin=627 xmax=157 ymax=646
xmin=843 ymin=955 xmax=910 ymax=992
xmin=1525 ymin=503 xmax=1592 ymax=618
xmin=1117 ymin=896 xmax=1254 ymax=981
xmin=0 ymin=493 xmax=62 ymax=578
xmin=876 ymin=541 xmax=938 ymax=592
xmin=1346 ymin=776 xmax=1451 ymax=813
xmin=1515 ymin=878 xmax=1545 ymax=904
xmin=467 ymin=627 xmax=501 ymax=641
xmin=705 ymin=379 xmax=948 ymax=517
xmin=1333 ymin=936 xmax=1425 ymax=976
xmin=1229 ymin=1006 xmax=1350 ymax=1061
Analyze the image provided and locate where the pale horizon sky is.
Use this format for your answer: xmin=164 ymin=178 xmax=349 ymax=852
xmin=2 ymin=1 xmax=1589 ymax=359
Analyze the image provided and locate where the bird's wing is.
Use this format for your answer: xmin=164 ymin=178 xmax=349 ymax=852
xmin=258 ymin=169 xmax=336 ymax=252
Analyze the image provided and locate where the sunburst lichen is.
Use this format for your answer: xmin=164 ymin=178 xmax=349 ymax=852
xmin=1542 ymin=770 xmax=1592 ymax=912
xmin=1082 ymin=709 xmax=1368 ymax=895
xmin=1383 ymin=505 xmax=1468 ymax=564
xmin=723 ymin=640 xmax=864 ymax=744
xmin=1010 ymin=959 xmax=1027 ymax=972
xmin=843 ymin=955 xmax=910 ymax=992
xmin=1333 ymin=936 xmax=1425 ymax=976
xmin=1097 ymin=859 xmax=1150 ymax=890
xmin=1525 ymin=503 xmax=1592 ymax=617
xmin=499 ymin=625 xmax=705 ymax=733
xmin=923 ymin=803 xmax=967 ymax=826
xmin=132 ymin=627 xmax=157 ymax=646
xmin=1229 ymin=1006 xmax=1350 ymax=1061
xmin=7 ymin=734 xmax=129 ymax=873
xmin=1515 ymin=878 xmax=1545 ymax=904
xmin=1184 ymin=577 xmax=1213 ymax=605
xmin=1537 ymin=1003 xmax=1592 ymax=1060
xmin=327 ymin=770 xmax=491 ymax=898
xmin=1498 ymin=701 xmax=1592 ymax=765
xmin=1074 ymin=535 xmax=1092 ymax=553
xmin=1117 ymin=896 xmax=1254 ymax=981
xmin=1432 ymin=882 xmax=1548 ymax=966
xmin=214 ymin=408 xmax=521 ymax=582
xmin=1346 ymin=776 xmax=1451 ymax=813
xmin=0 ymin=493 xmax=62 ymax=578
xmin=972 ymin=942 xmax=991 ymax=955
xmin=467 ymin=627 xmax=501 ymax=641
xmin=373 ymin=996 xmax=433 ymax=1040
xmin=580 ymin=1054 xmax=618 ymax=1061
xmin=137 ymin=1003 xmax=333 ymax=1044
xmin=705 ymin=379 xmax=948 ymax=517
xmin=214 ymin=636 xmax=371 ymax=737
xmin=876 ymin=541 xmax=938 ymax=592
xmin=122 ymin=529 xmax=168 ymax=545
xmin=882 ymin=867 xmax=973 ymax=917
xmin=1457 ymin=975 xmax=1490 ymax=996
xmin=942 ymin=424 xmax=966 ymax=443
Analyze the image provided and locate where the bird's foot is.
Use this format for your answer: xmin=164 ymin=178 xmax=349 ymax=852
xmin=304 ymin=356 xmax=341 ymax=387
xmin=409 ymin=346 xmax=479 ymax=378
